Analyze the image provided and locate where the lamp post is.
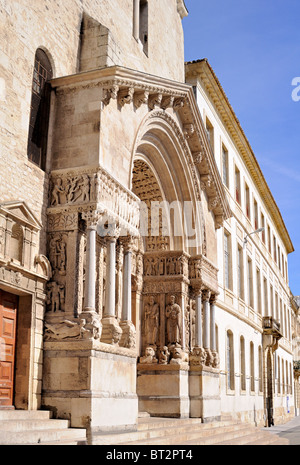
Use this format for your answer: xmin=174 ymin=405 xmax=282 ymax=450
xmin=243 ymin=227 xmax=265 ymax=248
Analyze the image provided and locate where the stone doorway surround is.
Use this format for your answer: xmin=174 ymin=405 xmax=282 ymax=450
xmin=0 ymin=201 xmax=51 ymax=410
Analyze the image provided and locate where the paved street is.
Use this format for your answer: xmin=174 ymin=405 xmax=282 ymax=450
xmin=263 ymin=415 xmax=300 ymax=445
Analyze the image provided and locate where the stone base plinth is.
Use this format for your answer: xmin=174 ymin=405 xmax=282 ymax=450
xmin=42 ymin=339 xmax=138 ymax=441
xmin=137 ymin=364 xmax=189 ymax=418
xmin=189 ymin=366 xmax=221 ymax=422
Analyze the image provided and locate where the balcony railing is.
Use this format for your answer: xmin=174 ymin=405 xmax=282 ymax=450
xmin=294 ymin=360 xmax=300 ymax=372
xmin=262 ymin=316 xmax=282 ymax=339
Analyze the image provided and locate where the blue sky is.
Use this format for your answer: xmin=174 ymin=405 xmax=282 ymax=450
xmin=182 ymin=0 xmax=300 ymax=295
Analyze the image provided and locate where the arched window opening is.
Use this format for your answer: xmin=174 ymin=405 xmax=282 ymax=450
xmin=240 ymin=336 xmax=246 ymax=391
xmin=27 ymin=48 xmax=53 ymax=170
xmin=227 ymin=330 xmax=235 ymax=391
xmin=258 ymin=346 xmax=263 ymax=393
xmin=250 ymin=342 xmax=255 ymax=392
xmin=133 ymin=0 xmax=148 ymax=55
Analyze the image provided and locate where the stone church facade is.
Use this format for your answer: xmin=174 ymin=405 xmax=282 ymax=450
xmin=0 ymin=0 xmax=297 ymax=441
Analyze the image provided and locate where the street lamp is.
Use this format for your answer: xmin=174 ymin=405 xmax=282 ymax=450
xmin=243 ymin=227 xmax=265 ymax=248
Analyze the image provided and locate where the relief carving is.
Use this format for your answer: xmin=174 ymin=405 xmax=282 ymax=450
xmin=169 ymin=344 xmax=189 ymax=367
xmin=158 ymin=346 xmax=170 ymax=365
xmin=46 ymin=281 xmax=65 ymax=313
xmin=165 ymin=295 xmax=181 ymax=346
xmin=44 ymin=314 xmax=102 ymax=342
xmin=49 ymin=234 xmax=67 ymax=276
xmin=44 ymin=319 xmax=84 ymax=341
xmin=144 ymin=296 xmax=159 ymax=347
xmin=140 ymin=346 xmax=158 ymax=364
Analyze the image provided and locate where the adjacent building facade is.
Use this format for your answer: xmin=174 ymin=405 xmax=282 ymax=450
xmin=0 ymin=0 xmax=297 ymax=442
xmin=186 ymin=59 xmax=297 ymax=426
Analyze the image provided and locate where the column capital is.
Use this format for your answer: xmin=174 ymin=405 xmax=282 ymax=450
xmin=81 ymin=209 xmax=103 ymax=230
xmin=119 ymin=235 xmax=136 ymax=252
xmin=210 ymin=293 xmax=218 ymax=304
xmin=104 ymin=225 xmax=121 ymax=242
xmin=202 ymin=288 xmax=211 ymax=302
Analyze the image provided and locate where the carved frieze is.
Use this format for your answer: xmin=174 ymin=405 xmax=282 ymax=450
xmin=49 ymin=166 xmax=140 ymax=236
xmin=144 ymin=251 xmax=189 ymax=279
xmin=44 ymin=313 xmax=102 ymax=342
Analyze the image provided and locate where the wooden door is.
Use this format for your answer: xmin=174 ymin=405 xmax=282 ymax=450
xmin=0 ymin=291 xmax=18 ymax=407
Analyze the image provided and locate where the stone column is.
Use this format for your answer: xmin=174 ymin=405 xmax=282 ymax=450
xmin=119 ymin=236 xmax=136 ymax=349
xmin=105 ymin=236 xmax=117 ymax=317
xmin=80 ymin=210 xmax=103 ymax=341
xmin=210 ymin=294 xmax=216 ymax=352
xmin=194 ymin=288 xmax=203 ymax=348
xmin=101 ymin=226 xmax=122 ymax=345
xmin=84 ymin=226 xmax=97 ymax=312
xmin=202 ymin=289 xmax=211 ymax=350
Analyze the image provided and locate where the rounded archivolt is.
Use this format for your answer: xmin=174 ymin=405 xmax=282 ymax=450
xmin=131 ymin=110 xmax=206 ymax=255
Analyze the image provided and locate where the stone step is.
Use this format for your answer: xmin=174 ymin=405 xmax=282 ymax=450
xmin=216 ymin=431 xmax=289 ymax=446
xmin=117 ymin=424 xmax=256 ymax=446
xmin=0 ymin=409 xmax=52 ymax=420
xmin=92 ymin=416 xmax=289 ymax=446
xmin=0 ymin=410 xmax=87 ymax=445
xmin=0 ymin=428 xmax=87 ymax=445
xmin=0 ymin=418 xmax=70 ymax=432
xmin=92 ymin=420 xmax=250 ymax=445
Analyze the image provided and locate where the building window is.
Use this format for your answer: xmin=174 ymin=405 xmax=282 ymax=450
xmin=273 ymin=235 xmax=277 ymax=263
xmin=258 ymin=346 xmax=263 ymax=393
xmin=261 ymin=213 xmax=265 ymax=243
xmin=133 ymin=0 xmax=148 ymax=54
xmin=240 ymin=336 xmax=246 ymax=391
xmin=282 ymin=359 xmax=285 ymax=395
xmin=222 ymin=145 xmax=229 ymax=188
xmin=245 ymin=183 xmax=250 ymax=219
xmin=237 ymin=245 xmax=244 ymax=300
xmin=139 ymin=0 xmax=148 ymax=54
xmin=267 ymin=225 xmax=271 ymax=254
xmin=27 ymin=48 xmax=53 ymax=170
xmin=235 ymin=166 xmax=241 ymax=205
xmin=277 ymin=356 xmax=281 ymax=394
xmin=247 ymin=257 xmax=253 ymax=308
xmin=263 ymin=277 xmax=268 ymax=316
xmin=256 ymin=268 xmax=261 ymax=315
xmin=270 ymin=285 xmax=274 ymax=318
xmin=250 ymin=342 xmax=255 ymax=392
xmin=227 ymin=330 xmax=235 ymax=391
xmin=206 ymin=117 xmax=214 ymax=154
xmin=224 ymin=232 xmax=232 ymax=290
xmin=253 ymin=199 xmax=258 ymax=230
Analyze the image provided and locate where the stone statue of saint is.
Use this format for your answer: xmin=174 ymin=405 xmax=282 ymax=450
xmin=144 ymin=296 xmax=159 ymax=346
xmin=165 ymin=295 xmax=181 ymax=345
